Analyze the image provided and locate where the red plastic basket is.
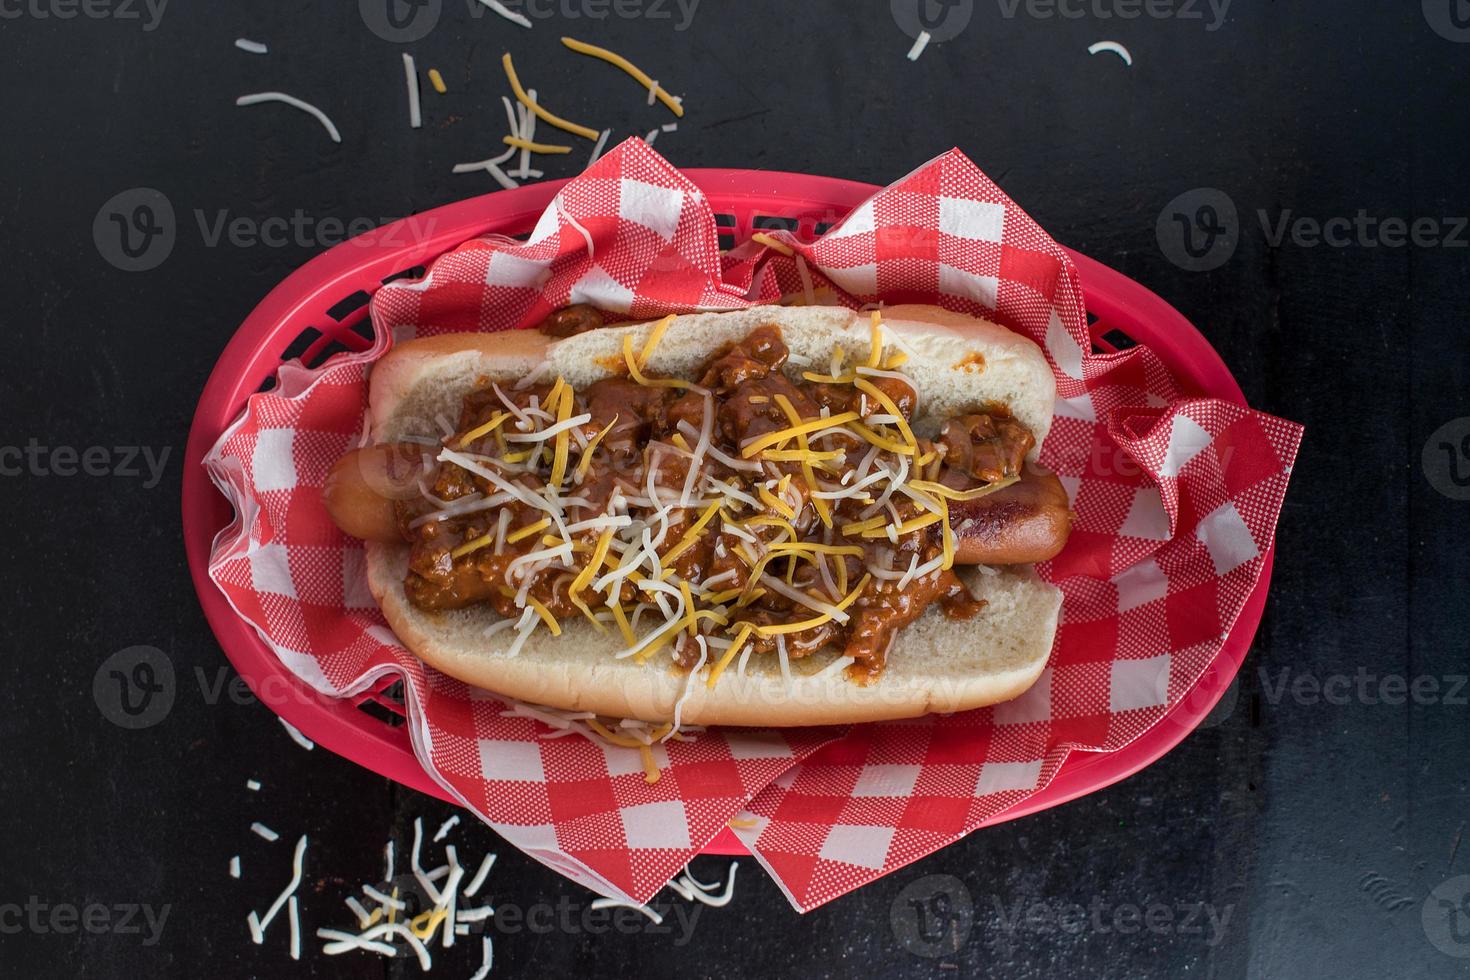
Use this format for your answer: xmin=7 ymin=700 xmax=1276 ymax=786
xmin=182 ymin=169 xmax=1270 ymax=856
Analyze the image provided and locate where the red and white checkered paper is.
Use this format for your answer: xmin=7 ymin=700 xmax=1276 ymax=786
xmin=205 ymin=139 xmax=1301 ymax=911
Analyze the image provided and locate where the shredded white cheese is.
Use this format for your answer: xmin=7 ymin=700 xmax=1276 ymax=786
xmin=433 ymin=815 xmax=460 ymax=842
xmin=278 ymin=718 xmax=315 ymax=750
xmin=236 ymin=92 xmax=342 ymax=144
xmin=249 ymin=835 xmax=308 ymax=945
xmin=906 ymin=30 xmax=932 ymax=61
xmin=472 ymin=0 xmax=532 ymax=28
xmin=402 ymin=53 xmax=422 ymax=129
xmin=470 ymin=936 xmax=494 ymax=979
xmin=588 ymin=128 xmax=612 ymax=167
xmin=288 ymin=895 xmax=301 ymax=960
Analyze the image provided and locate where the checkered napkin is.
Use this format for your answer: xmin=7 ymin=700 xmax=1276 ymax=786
xmin=205 ymin=139 xmax=1301 ymax=911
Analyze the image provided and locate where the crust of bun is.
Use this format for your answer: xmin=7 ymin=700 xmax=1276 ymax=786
xmin=370 ymin=304 xmax=1055 ymax=449
xmin=363 ymin=304 xmax=1062 ymax=725
xmin=367 ymin=541 xmax=1060 ymax=726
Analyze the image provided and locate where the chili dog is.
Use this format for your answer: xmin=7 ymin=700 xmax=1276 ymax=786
xmin=327 ymin=444 xmax=1071 ymax=566
xmin=324 ymin=304 xmax=1071 ymax=726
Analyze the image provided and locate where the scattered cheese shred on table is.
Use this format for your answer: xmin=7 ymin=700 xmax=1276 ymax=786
xmin=452 ymin=154 xmax=517 ymax=189
xmin=433 ymin=815 xmax=460 ymax=842
xmin=501 ymin=52 xmax=598 ymax=140
xmin=288 ymin=895 xmax=301 ymax=961
xmin=503 ymin=135 xmax=572 ymax=154
xmin=276 ymin=718 xmax=315 ymax=749
xmin=590 ymin=897 xmax=663 ymax=923
xmin=666 ymin=861 xmax=739 ymax=906
xmin=587 ymin=128 xmax=611 ymax=167
xmin=249 ymin=835 xmax=308 ymax=947
xmin=463 ymin=853 xmax=496 ymax=897
xmin=234 ymin=38 xmax=268 ymax=55
xmin=428 ymin=68 xmax=447 ymax=94
xmin=1087 ymin=40 xmax=1134 ymax=66
xmin=560 ymin=36 xmax=685 ymax=117
xmin=236 ymin=806 xmax=736 ymax=971
xmin=318 ymin=830 xmax=497 ymax=970
xmin=235 ymin=92 xmax=341 ymax=144
xmin=469 ymin=936 xmax=493 ymax=980
xmin=472 ymin=0 xmax=531 ymax=28
xmin=402 ymin=53 xmax=422 ymax=129
xmin=906 ymin=30 xmax=931 ymax=61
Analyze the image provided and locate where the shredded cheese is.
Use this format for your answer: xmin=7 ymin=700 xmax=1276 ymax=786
xmin=502 ymin=134 xmax=573 ymax=154
xmin=741 ymin=411 xmax=861 ymax=458
xmin=854 ymin=377 xmax=918 ymax=451
xmin=858 ymin=510 xmax=942 ymax=540
xmin=235 ymin=92 xmax=342 ymax=143
xmin=762 ymin=448 xmax=842 ymax=463
xmin=549 ymin=380 xmax=574 ymax=488
xmin=867 ymin=310 xmax=885 ymax=368
xmin=751 ymin=231 xmax=796 ymax=256
xmin=402 ymin=53 xmax=422 ymax=130
xmin=754 ymin=574 xmax=871 ymax=637
xmin=608 ymin=601 xmax=636 ymax=644
xmin=661 ymin=499 xmax=724 ymax=566
xmin=569 ymin=528 xmax=616 ymax=597
xmin=765 ymin=541 xmax=863 ymax=558
xmin=623 ymin=335 xmax=693 ymax=389
xmin=506 ymin=517 xmax=551 ymax=545
xmin=906 ymin=29 xmax=932 ymax=61
xmin=559 ymin=36 xmax=685 ymax=117
xmin=574 ymin=414 xmax=618 ymax=482
xmin=840 ymin=514 xmax=887 ymax=536
xmin=774 ymin=393 xmax=833 ymax=528
xmin=745 ymin=514 xmax=799 ymax=540
xmin=639 ymin=314 xmax=677 ymax=367
xmin=706 ymin=623 xmax=754 ymax=688
xmin=473 ymin=0 xmax=532 ymax=27
xmin=457 ymin=411 xmax=510 ymax=448
xmin=757 ymin=484 xmax=797 ymax=520
xmin=850 ymin=420 xmax=915 ymax=455
xmin=639 ymin=745 xmax=660 ymax=783
xmin=500 ymin=52 xmax=599 ymax=140
xmin=678 ymin=580 xmax=699 ymax=636
xmin=941 ymin=504 xmax=955 ymax=570
xmin=909 ymin=474 xmax=1021 ymax=501
xmin=803 ymin=369 xmax=857 ymax=385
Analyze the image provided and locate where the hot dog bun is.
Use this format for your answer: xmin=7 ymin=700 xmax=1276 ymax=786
xmin=368 ymin=541 xmax=1061 ymax=725
xmin=353 ymin=305 xmax=1063 ymax=726
xmin=370 ymin=305 xmax=1056 ymax=449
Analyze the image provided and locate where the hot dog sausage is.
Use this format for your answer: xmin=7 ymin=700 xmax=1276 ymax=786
xmin=948 ymin=465 xmax=1072 ymax=566
xmin=322 ymin=443 xmax=429 ymax=543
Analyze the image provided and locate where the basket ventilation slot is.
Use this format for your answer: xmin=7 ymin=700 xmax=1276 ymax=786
xmin=326 ymin=290 xmax=373 ymax=323
xmin=281 ymin=327 xmax=322 ymax=363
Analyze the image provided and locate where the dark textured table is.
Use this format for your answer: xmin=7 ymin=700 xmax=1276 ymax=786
xmin=2 ymin=2 xmax=1468 ymax=977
